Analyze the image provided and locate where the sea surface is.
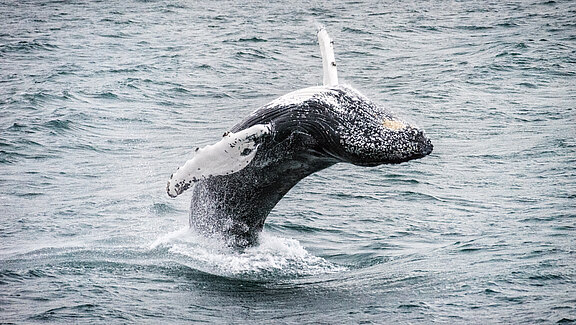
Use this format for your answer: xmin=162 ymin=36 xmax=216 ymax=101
xmin=1 ymin=0 xmax=575 ymax=323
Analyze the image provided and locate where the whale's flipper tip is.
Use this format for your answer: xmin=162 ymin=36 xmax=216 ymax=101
xmin=317 ymin=26 xmax=338 ymax=87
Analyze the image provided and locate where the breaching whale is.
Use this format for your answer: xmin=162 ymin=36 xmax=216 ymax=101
xmin=167 ymin=27 xmax=433 ymax=248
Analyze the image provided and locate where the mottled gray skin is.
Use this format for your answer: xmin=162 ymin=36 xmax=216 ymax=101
xmin=188 ymin=85 xmax=432 ymax=248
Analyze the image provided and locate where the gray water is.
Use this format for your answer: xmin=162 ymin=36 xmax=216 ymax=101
xmin=1 ymin=0 xmax=575 ymax=323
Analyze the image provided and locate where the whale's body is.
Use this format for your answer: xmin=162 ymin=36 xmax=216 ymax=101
xmin=167 ymin=29 xmax=433 ymax=247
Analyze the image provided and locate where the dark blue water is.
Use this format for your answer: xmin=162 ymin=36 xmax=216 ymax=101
xmin=1 ymin=0 xmax=575 ymax=323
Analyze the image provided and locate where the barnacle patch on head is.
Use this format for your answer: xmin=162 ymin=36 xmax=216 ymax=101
xmin=382 ymin=120 xmax=406 ymax=131
xmin=166 ymin=124 xmax=271 ymax=198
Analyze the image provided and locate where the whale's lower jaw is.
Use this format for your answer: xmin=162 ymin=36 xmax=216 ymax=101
xmin=349 ymin=139 xmax=434 ymax=166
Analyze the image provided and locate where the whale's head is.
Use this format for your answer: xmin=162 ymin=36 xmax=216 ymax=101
xmin=322 ymin=86 xmax=433 ymax=166
xmin=257 ymin=85 xmax=433 ymax=167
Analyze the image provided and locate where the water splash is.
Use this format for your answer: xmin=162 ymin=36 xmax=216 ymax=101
xmin=150 ymin=227 xmax=346 ymax=280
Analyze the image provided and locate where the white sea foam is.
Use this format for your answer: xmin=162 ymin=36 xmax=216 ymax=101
xmin=150 ymin=227 xmax=346 ymax=280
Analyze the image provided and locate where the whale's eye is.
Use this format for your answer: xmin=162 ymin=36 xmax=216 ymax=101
xmin=240 ymin=148 xmax=253 ymax=156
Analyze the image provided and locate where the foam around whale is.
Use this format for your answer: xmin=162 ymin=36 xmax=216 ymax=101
xmin=150 ymin=227 xmax=346 ymax=280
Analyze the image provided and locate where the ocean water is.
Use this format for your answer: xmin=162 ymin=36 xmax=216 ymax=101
xmin=1 ymin=0 xmax=575 ymax=323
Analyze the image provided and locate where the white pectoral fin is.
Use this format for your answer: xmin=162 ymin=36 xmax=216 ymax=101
xmin=317 ymin=26 xmax=338 ymax=87
xmin=166 ymin=124 xmax=271 ymax=198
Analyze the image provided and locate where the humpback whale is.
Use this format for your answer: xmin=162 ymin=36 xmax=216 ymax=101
xmin=167 ymin=27 xmax=433 ymax=247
